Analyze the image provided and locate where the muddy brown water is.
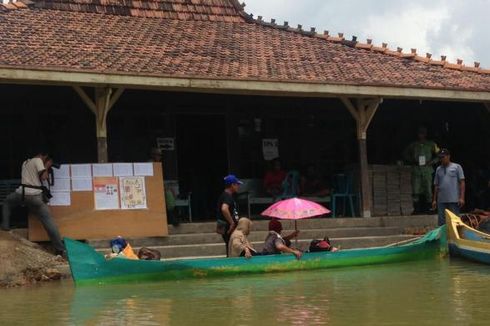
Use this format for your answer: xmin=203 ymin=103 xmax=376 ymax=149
xmin=1 ymin=258 xmax=489 ymax=325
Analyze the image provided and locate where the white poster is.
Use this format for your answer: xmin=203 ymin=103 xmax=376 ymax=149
xmin=113 ymin=163 xmax=134 ymax=177
xmin=93 ymin=163 xmax=113 ymax=177
xmin=50 ymin=178 xmax=71 ymax=192
xmin=120 ymin=177 xmax=147 ymax=210
xmin=157 ymin=137 xmax=175 ymax=151
xmin=71 ymin=164 xmax=92 ymax=178
xmin=72 ymin=178 xmax=93 ymax=192
xmin=133 ymin=163 xmax=154 ymax=176
xmin=52 ymin=164 xmax=70 ymax=179
xmin=262 ymin=139 xmax=279 ymax=161
xmin=93 ymin=177 xmax=120 ymax=210
xmin=49 ymin=192 xmax=71 ymax=206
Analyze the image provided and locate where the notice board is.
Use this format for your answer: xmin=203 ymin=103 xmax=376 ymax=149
xmin=28 ymin=163 xmax=168 ymax=241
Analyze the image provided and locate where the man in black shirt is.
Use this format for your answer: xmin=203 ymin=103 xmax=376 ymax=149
xmin=217 ymin=174 xmax=242 ymax=256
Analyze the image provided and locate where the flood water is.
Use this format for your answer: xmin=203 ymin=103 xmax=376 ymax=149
xmin=1 ymin=258 xmax=489 ymax=325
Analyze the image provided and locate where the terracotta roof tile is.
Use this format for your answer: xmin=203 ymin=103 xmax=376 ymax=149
xmin=31 ymin=0 xmax=246 ymax=21
xmin=0 ymin=0 xmax=489 ymax=92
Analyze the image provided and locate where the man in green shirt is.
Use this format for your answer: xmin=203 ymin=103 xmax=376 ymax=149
xmin=403 ymin=127 xmax=440 ymax=214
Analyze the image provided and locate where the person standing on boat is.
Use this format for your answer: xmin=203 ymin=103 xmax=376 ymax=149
xmin=403 ymin=127 xmax=440 ymax=214
xmin=216 ymin=174 xmax=242 ymax=256
xmin=432 ymin=149 xmax=465 ymax=226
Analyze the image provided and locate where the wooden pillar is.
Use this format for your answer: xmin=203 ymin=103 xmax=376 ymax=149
xmin=73 ymin=86 xmax=124 ymax=163
xmin=341 ymin=97 xmax=383 ymax=217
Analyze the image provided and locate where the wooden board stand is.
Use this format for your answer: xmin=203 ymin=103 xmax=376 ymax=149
xmin=28 ymin=163 xmax=168 ymax=241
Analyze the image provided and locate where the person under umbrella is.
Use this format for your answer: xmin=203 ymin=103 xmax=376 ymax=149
xmin=268 ymin=219 xmax=299 ymax=248
xmin=262 ymin=219 xmax=302 ymax=259
xmin=261 ymin=197 xmax=331 ymax=259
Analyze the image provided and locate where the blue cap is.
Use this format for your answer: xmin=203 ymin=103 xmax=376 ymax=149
xmin=224 ymin=174 xmax=243 ymax=185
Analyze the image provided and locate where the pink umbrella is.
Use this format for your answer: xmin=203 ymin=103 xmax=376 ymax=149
xmin=261 ymin=197 xmax=331 ymax=245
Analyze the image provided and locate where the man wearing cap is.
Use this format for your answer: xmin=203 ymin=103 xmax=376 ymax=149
xmin=403 ymin=127 xmax=440 ymax=214
xmin=432 ymin=149 xmax=465 ymax=226
xmin=216 ymin=174 xmax=242 ymax=256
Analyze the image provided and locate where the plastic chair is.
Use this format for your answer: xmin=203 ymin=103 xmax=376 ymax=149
xmin=331 ymin=174 xmax=357 ymax=217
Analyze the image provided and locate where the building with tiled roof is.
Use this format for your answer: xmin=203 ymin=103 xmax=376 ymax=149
xmin=0 ymin=0 xmax=489 ymax=219
xmin=1 ymin=0 xmax=490 ymax=96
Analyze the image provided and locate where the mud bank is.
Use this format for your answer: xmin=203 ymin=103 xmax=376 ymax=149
xmin=0 ymin=231 xmax=67 ymax=288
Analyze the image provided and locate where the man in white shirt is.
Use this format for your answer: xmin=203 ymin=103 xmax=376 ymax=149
xmin=1 ymin=152 xmax=65 ymax=254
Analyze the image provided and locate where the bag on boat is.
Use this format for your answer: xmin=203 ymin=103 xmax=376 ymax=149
xmin=309 ymin=238 xmax=333 ymax=252
xmin=138 ymin=247 xmax=162 ymax=260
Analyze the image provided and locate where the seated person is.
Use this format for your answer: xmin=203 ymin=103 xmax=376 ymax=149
xmin=229 ymin=218 xmax=257 ymax=258
xmin=301 ymin=165 xmax=330 ymax=197
xmin=264 ymin=158 xmax=287 ymax=197
xmin=106 ymin=236 xmax=139 ymax=260
xmin=262 ymin=219 xmax=302 ymax=259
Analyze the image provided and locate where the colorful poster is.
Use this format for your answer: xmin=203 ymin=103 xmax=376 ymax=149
xmin=93 ymin=177 xmax=120 ymax=210
xmin=120 ymin=176 xmax=147 ymax=210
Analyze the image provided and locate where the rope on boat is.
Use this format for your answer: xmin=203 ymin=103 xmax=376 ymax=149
xmin=382 ymin=236 xmax=421 ymax=247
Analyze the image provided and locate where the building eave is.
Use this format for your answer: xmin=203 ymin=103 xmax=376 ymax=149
xmin=0 ymin=67 xmax=489 ymax=102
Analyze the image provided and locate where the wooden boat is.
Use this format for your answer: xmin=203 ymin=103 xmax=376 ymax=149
xmin=65 ymin=227 xmax=447 ymax=285
xmin=446 ymin=209 xmax=490 ymax=264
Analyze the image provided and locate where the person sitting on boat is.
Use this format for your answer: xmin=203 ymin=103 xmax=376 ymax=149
xmin=262 ymin=219 xmax=302 ymax=259
xmin=106 ymin=236 xmax=139 ymax=260
xmin=229 ymin=218 xmax=257 ymax=258
xmin=268 ymin=219 xmax=299 ymax=247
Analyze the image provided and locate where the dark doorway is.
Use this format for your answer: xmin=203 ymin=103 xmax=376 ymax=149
xmin=177 ymin=114 xmax=228 ymax=220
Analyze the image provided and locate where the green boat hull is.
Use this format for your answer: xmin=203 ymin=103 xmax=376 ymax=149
xmin=65 ymin=227 xmax=447 ymax=286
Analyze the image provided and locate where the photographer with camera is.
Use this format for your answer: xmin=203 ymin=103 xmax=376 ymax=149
xmin=1 ymin=151 xmax=65 ymax=255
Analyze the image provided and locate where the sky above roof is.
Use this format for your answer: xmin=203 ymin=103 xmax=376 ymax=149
xmin=244 ymin=0 xmax=490 ymax=68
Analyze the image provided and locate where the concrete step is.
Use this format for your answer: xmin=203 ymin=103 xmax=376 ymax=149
xmin=167 ymin=215 xmax=437 ymax=234
xmin=87 ymin=226 xmax=404 ymax=248
xmin=96 ymin=235 xmax=417 ymax=259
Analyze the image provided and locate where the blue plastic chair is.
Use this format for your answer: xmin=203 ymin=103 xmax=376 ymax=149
xmin=331 ymin=174 xmax=358 ymax=217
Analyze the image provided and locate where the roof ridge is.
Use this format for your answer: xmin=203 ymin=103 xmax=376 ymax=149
xmin=243 ymin=9 xmax=489 ymax=76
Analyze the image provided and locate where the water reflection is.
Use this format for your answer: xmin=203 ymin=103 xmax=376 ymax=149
xmin=2 ymin=259 xmax=490 ymax=325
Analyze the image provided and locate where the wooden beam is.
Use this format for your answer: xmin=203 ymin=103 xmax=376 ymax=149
xmin=73 ymin=86 xmax=96 ymax=114
xmin=94 ymin=87 xmax=113 ymax=163
xmin=1 ymin=67 xmax=490 ymax=102
xmin=340 ymin=97 xmax=383 ymax=218
xmin=340 ymin=97 xmax=359 ymax=120
xmin=73 ymin=86 xmax=124 ymax=163
xmin=108 ymin=88 xmax=125 ymax=110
